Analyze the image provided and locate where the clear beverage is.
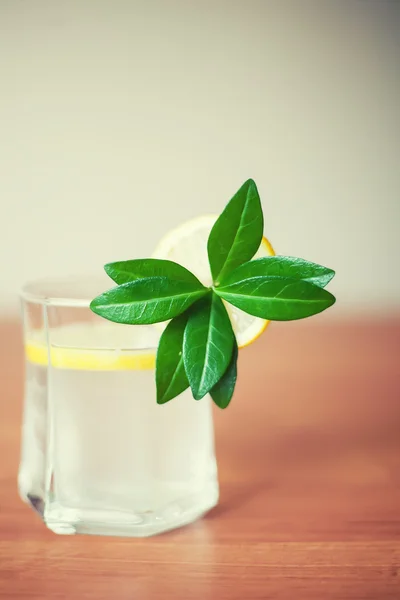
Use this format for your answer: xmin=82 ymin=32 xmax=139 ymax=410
xmin=19 ymin=279 xmax=219 ymax=537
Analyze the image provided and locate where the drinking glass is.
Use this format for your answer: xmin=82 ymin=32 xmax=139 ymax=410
xmin=18 ymin=277 xmax=219 ymax=536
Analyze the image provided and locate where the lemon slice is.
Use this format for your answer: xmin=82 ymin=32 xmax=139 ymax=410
xmin=25 ymin=323 xmax=157 ymax=370
xmin=153 ymin=215 xmax=275 ymax=348
xmin=25 ymin=344 xmax=155 ymax=370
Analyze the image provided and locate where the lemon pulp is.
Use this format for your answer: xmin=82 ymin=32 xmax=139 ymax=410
xmin=153 ymin=214 xmax=275 ymax=348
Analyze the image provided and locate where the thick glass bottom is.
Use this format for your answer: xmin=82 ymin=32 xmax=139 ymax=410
xmin=20 ymin=481 xmax=219 ymax=537
xmin=42 ymin=486 xmax=218 ymax=537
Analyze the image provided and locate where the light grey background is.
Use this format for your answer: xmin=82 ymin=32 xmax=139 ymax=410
xmin=1 ymin=0 xmax=399 ymax=315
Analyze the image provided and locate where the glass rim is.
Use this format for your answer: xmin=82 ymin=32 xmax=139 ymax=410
xmin=20 ymin=274 xmax=111 ymax=308
xmin=21 ymin=275 xmax=161 ymax=353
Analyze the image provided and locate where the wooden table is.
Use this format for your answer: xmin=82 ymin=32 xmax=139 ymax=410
xmin=1 ymin=318 xmax=399 ymax=599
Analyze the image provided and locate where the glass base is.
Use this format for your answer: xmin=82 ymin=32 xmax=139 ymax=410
xmin=21 ymin=485 xmax=219 ymax=537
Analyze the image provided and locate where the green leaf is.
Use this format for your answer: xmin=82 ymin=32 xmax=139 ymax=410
xmin=219 ymin=256 xmax=335 ymax=289
xmin=207 ymin=179 xmax=264 ymax=283
xmin=216 ymin=277 xmax=336 ymax=321
xmin=183 ymin=293 xmax=235 ymax=400
xmin=90 ymin=277 xmax=209 ymax=325
xmin=210 ymin=339 xmax=238 ymax=409
xmin=105 ymin=258 xmax=203 ymax=286
xmin=156 ymin=313 xmax=189 ymax=404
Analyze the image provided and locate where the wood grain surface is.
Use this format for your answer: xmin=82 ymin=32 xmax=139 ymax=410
xmin=0 ymin=318 xmax=399 ymax=599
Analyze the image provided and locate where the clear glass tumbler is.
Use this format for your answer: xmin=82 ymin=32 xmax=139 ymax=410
xmin=18 ymin=277 xmax=219 ymax=536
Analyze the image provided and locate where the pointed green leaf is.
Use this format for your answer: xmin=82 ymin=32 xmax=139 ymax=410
xmin=219 ymin=256 xmax=335 ymax=289
xmin=105 ymin=258 xmax=203 ymax=286
xmin=210 ymin=339 xmax=238 ymax=409
xmin=183 ymin=293 xmax=235 ymax=400
xmin=216 ymin=277 xmax=335 ymax=321
xmin=207 ymin=179 xmax=264 ymax=283
xmin=156 ymin=313 xmax=189 ymax=404
xmin=90 ymin=277 xmax=209 ymax=325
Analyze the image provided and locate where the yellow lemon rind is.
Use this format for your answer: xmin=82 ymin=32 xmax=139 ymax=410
xmin=25 ymin=343 xmax=156 ymax=371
